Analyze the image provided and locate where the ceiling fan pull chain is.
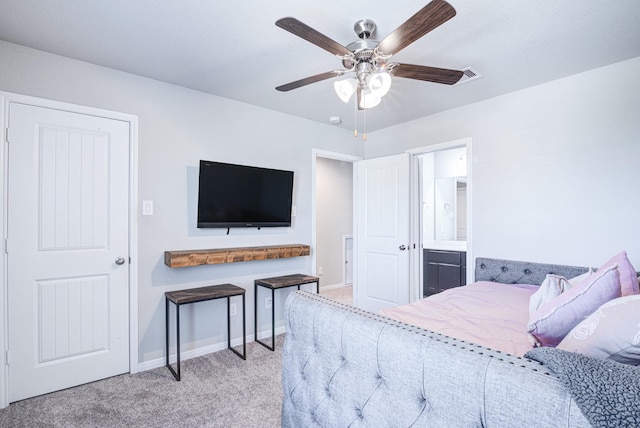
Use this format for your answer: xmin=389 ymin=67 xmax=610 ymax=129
xmin=353 ymin=92 xmax=358 ymax=138
xmin=363 ymin=107 xmax=367 ymax=142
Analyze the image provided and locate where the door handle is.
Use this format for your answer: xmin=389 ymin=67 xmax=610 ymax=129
xmin=115 ymin=257 xmax=126 ymax=265
xmin=399 ymin=245 xmax=407 ymax=251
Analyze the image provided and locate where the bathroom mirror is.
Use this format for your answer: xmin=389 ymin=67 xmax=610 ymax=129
xmin=421 ymin=147 xmax=467 ymax=244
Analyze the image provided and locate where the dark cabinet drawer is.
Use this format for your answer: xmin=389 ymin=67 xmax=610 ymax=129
xmin=423 ymin=249 xmax=467 ymax=297
xmin=438 ymin=263 xmax=462 ymax=290
xmin=424 ymin=249 xmax=461 ymax=265
xmin=424 ymin=263 xmax=439 ymax=296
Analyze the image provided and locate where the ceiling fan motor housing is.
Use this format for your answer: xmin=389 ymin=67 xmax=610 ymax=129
xmin=342 ymin=20 xmax=389 ymax=90
xmin=353 ymin=19 xmax=376 ymax=40
xmin=342 ymin=38 xmax=380 ymax=69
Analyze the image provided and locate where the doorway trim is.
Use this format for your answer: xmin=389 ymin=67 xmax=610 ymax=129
xmin=311 ymin=149 xmax=361 ymax=286
xmin=0 ymin=92 xmax=139 ymax=409
xmin=407 ymin=138 xmax=473 ymax=302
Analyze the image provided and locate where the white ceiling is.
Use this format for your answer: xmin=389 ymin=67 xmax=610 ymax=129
xmin=1 ymin=0 xmax=639 ymax=132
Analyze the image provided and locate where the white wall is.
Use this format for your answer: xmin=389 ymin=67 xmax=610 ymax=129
xmin=315 ymin=157 xmax=353 ymax=288
xmin=368 ymin=56 xmax=640 ymax=271
xmin=0 ymin=41 xmax=362 ymax=366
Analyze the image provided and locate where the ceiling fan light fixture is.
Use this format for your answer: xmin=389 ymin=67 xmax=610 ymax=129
xmin=334 ymin=78 xmax=358 ymax=103
xmin=369 ymin=71 xmax=392 ymax=98
xmin=359 ymin=89 xmax=381 ymax=109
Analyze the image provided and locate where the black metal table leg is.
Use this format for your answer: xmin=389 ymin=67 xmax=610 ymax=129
xmin=176 ymin=304 xmax=180 ymax=380
xmin=271 ymin=288 xmax=275 ymax=351
xmin=242 ymin=293 xmax=246 ymax=358
xmin=166 ymin=299 xmax=181 ymax=381
xmin=255 ymin=282 xmax=275 ymax=351
xmin=227 ymin=297 xmax=231 ymax=350
xmin=254 ymin=281 xmax=267 ymax=349
xmin=227 ymin=295 xmax=246 ymax=360
xmin=165 ymin=297 xmax=169 ymax=369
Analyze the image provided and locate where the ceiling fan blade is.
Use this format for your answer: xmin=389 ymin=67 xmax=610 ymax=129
xmin=276 ymin=70 xmax=345 ymax=92
xmin=276 ymin=17 xmax=353 ymax=58
xmin=392 ymin=63 xmax=463 ymax=85
xmin=378 ymin=0 xmax=456 ymax=56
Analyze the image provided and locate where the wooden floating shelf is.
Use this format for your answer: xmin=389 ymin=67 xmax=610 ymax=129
xmin=164 ymin=244 xmax=311 ymax=268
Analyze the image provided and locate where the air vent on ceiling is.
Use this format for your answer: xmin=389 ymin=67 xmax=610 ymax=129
xmin=455 ymin=66 xmax=483 ymax=85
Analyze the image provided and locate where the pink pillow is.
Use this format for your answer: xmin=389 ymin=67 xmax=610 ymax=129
xmin=598 ymin=251 xmax=639 ymax=296
xmin=527 ymin=264 xmax=621 ymax=347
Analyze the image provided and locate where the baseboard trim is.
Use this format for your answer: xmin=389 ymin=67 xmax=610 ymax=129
xmin=137 ymin=326 xmax=286 ymax=372
xmin=320 ymin=283 xmax=348 ymax=291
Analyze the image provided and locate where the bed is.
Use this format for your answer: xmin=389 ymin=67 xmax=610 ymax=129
xmin=380 ymin=281 xmax=541 ymax=356
xmin=281 ymin=255 xmax=640 ymax=427
xmin=378 ymin=258 xmax=588 ymax=357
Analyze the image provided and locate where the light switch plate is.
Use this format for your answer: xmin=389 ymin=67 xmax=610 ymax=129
xmin=142 ymin=200 xmax=154 ymax=216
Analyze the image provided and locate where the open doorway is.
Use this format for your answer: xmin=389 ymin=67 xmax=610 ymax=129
xmin=312 ymin=150 xmax=360 ymax=304
xmin=411 ymin=139 xmax=472 ymax=301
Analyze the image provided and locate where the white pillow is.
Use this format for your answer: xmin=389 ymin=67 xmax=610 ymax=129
xmin=567 ymin=268 xmax=594 ymax=287
xmin=529 ymin=274 xmax=572 ymax=315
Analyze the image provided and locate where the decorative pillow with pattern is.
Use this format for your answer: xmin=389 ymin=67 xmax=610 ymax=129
xmin=557 ymin=295 xmax=640 ymax=365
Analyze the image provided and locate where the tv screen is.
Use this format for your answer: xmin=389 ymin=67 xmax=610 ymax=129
xmin=197 ymin=160 xmax=294 ymax=228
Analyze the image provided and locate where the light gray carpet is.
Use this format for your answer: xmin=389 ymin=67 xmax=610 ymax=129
xmin=0 ymin=336 xmax=284 ymax=427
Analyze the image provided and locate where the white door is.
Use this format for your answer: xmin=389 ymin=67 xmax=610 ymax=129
xmin=7 ymin=103 xmax=130 ymax=402
xmin=355 ymin=153 xmax=410 ymax=312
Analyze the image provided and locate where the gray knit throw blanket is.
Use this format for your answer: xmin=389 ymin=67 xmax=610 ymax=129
xmin=525 ymin=347 xmax=640 ymax=428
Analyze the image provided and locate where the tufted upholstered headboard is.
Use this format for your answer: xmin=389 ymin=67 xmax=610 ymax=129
xmin=474 ymin=257 xmax=590 ymax=286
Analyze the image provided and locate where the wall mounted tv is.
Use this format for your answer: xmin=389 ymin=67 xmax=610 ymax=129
xmin=197 ymin=160 xmax=294 ymax=229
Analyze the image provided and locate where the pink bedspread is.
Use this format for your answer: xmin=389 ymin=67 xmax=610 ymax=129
xmin=379 ymin=281 xmax=537 ymax=356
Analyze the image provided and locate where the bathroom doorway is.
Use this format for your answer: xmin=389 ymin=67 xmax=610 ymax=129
xmin=413 ymin=140 xmax=471 ymax=300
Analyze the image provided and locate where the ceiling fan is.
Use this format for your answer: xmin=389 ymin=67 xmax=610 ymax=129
xmin=275 ymin=0 xmax=464 ymax=110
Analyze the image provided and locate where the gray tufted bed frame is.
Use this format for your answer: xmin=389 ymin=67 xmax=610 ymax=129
xmin=281 ymin=257 xmax=593 ymax=427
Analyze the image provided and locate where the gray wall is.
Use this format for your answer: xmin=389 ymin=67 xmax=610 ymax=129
xmin=316 ymin=157 xmax=353 ymax=288
xmin=367 ymin=56 xmax=640 ymax=270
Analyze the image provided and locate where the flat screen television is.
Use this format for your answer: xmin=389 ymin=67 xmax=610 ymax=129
xmin=197 ymin=160 xmax=294 ymax=228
